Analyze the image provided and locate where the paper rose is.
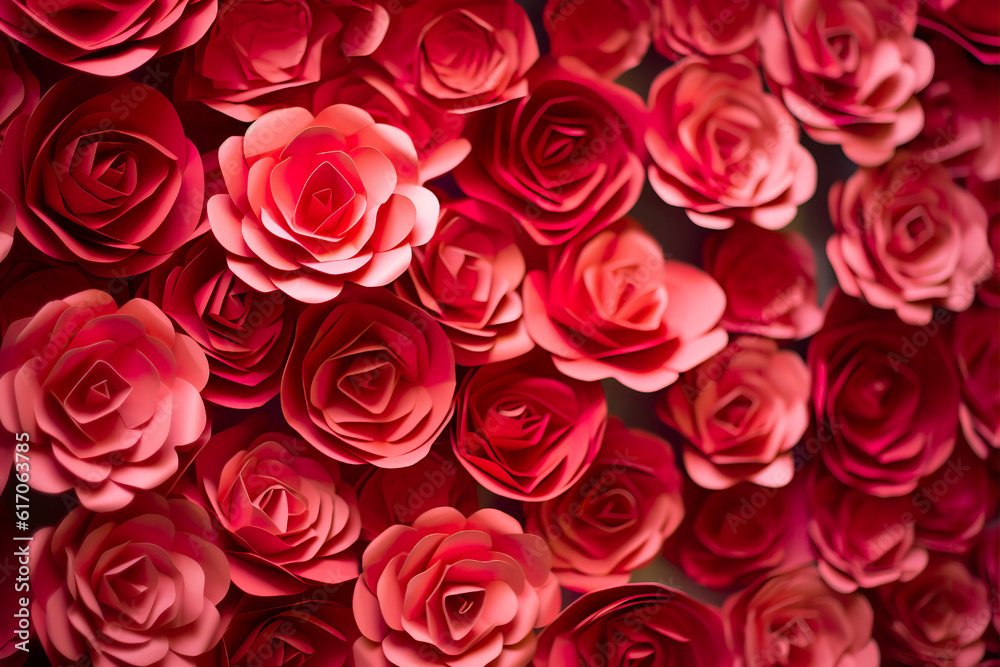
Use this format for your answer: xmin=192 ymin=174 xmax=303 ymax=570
xmin=651 ymin=0 xmax=764 ymax=61
xmin=543 ymin=0 xmax=653 ymax=79
xmin=919 ymin=0 xmax=1000 ymax=65
xmin=352 ymin=507 xmax=560 ymax=667
xmin=523 ymin=219 xmax=728 ymax=392
xmin=208 ymin=104 xmax=440 ymax=303
xmin=646 ymin=55 xmax=817 ymax=230
xmin=452 ymin=352 xmax=607 ymax=502
xmin=911 ymin=444 xmax=989 ymax=554
xmin=0 ymin=192 xmax=12 ymax=266
xmin=0 ymin=290 xmax=209 ymax=511
xmin=0 ymin=75 xmax=205 ymax=277
xmin=524 ymin=417 xmax=685 ymax=592
xmin=952 ymin=305 xmax=1000 ymax=459
xmin=282 ymin=285 xmax=457 ymax=468
xmin=0 ymin=37 xmax=38 ymax=141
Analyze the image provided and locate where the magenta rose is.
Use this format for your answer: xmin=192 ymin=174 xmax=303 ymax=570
xmin=703 ymin=223 xmax=824 ymax=339
xmin=353 ymin=507 xmax=560 ymax=667
xmin=976 ymin=525 xmax=999 ymax=634
xmin=0 ymin=37 xmax=38 ymax=141
xmin=953 ymin=306 xmax=1000 ymax=458
xmin=282 ymin=285 xmax=456 ymax=468
xmin=919 ymin=0 xmax=1000 ymax=65
xmin=0 ymin=75 xmax=205 ymax=277
xmin=534 ymin=583 xmax=732 ymax=667
xmin=646 ymin=55 xmax=816 ymax=230
xmin=523 ymin=219 xmax=728 ymax=392
xmin=543 ymin=0 xmax=653 ymax=79
xmin=0 ymin=0 xmax=215 ymax=76
xmin=143 ymin=235 xmax=300 ymax=409
xmin=372 ymin=0 xmax=538 ymax=112
xmin=911 ymin=444 xmax=989 ymax=554
xmin=454 ymin=59 xmax=647 ymax=246
xmin=723 ymin=564 xmax=880 ymax=667
xmin=176 ymin=0 xmax=388 ymax=122
xmin=0 ymin=290 xmax=209 ymax=511
xmin=392 ymin=198 xmax=534 ymax=366
xmin=182 ymin=421 xmax=362 ymax=596
xmin=651 ymin=0 xmax=765 ymax=60
xmin=808 ymin=292 xmax=960 ymax=496
xmin=452 ymin=352 xmax=607 ymax=501
xmin=524 ymin=417 xmax=685 ymax=592
xmin=828 ymin=152 xmax=992 ymax=325
xmin=658 ymin=336 xmax=810 ymax=489
xmin=209 ymin=104 xmax=440 ymax=303
xmin=31 ymin=494 xmax=231 ymax=667
xmin=759 ymin=0 xmax=934 ymax=166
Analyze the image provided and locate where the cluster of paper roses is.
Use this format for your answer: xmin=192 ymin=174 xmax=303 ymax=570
xmin=0 ymin=0 xmax=996 ymax=665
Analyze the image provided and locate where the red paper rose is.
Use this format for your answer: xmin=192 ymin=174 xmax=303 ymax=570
xmin=282 ymin=285 xmax=457 ymax=468
xmin=911 ymin=444 xmax=989 ymax=554
xmin=353 ymin=507 xmax=560 ymax=667
xmin=0 ymin=192 xmax=16 ymax=271
xmin=703 ymin=223 xmax=823 ymax=339
xmin=524 ymin=417 xmax=685 ymax=592
xmin=976 ymin=525 xmax=999 ymax=634
xmin=953 ymin=305 xmax=1000 ymax=459
xmin=452 ymin=352 xmax=607 ymax=501
xmin=543 ymin=0 xmax=652 ymax=79
xmin=454 ymin=60 xmax=646 ymax=246
xmin=0 ymin=290 xmax=209 ymax=511
xmin=919 ymin=0 xmax=1000 ymax=65
xmin=392 ymin=198 xmax=534 ymax=366
xmin=658 ymin=336 xmax=810 ymax=489
xmin=0 ymin=75 xmax=205 ymax=277
xmin=523 ymin=219 xmax=728 ymax=392
xmin=807 ymin=292 xmax=960 ymax=496
xmin=723 ymin=564 xmax=880 ymax=667
xmin=651 ymin=0 xmax=765 ymax=61
xmin=0 ymin=37 xmax=38 ymax=141
xmin=30 ymin=494 xmax=231 ymax=667
xmin=0 ymin=0 xmax=216 ymax=76
xmin=209 ymin=104 xmax=440 ymax=303
xmin=759 ymin=0 xmax=934 ymax=166
xmin=646 ymin=55 xmax=816 ymax=230
xmin=534 ymin=582 xmax=732 ymax=667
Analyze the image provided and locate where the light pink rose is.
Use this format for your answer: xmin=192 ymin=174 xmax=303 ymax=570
xmin=0 ymin=36 xmax=38 ymax=141
xmin=353 ymin=507 xmax=560 ymax=667
xmin=651 ymin=0 xmax=765 ymax=61
xmin=953 ymin=306 xmax=1000 ymax=458
xmin=523 ymin=219 xmax=728 ymax=392
xmin=658 ymin=336 xmax=810 ymax=489
xmin=759 ymin=0 xmax=934 ymax=166
xmin=828 ymin=152 xmax=993 ymax=325
xmin=0 ymin=290 xmax=209 ymax=511
xmin=543 ymin=0 xmax=653 ymax=79
xmin=209 ymin=104 xmax=440 ymax=303
xmin=646 ymin=55 xmax=817 ymax=230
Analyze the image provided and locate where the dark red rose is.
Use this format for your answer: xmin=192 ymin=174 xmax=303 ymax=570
xmin=544 ymin=0 xmax=653 ymax=79
xmin=911 ymin=444 xmax=989 ymax=554
xmin=919 ymin=0 xmax=1000 ymax=65
xmin=952 ymin=305 xmax=1000 ymax=459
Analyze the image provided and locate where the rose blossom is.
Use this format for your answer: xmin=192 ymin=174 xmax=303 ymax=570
xmin=651 ymin=0 xmax=765 ymax=61
xmin=0 ymin=75 xmax=205 ymax=277
xmin=534 ymin=583 xmax=732 ymax=666
xmin=282 ymin=285 xmax=456 ymax=468
xmin=0 ymin=191 xmax=12 ymax=266
xmin=392 ymin=198 xmax=534 ymax=366
xmin=703 ymin=223 xmax=823 ymax=339
xmin=952 ymin=305 xmax=1000 ymax=458
xmin=0 ymin=290 xmax=209 ymax=511
xmin=807 ymin=292 xmax=960 ymax=496
xmin=828 ymin=152 xmax=992 ymax=325
xmin=353 ymin=507 xmax=560 ymax=667
xmin=970 ymin=178 xmax=1000 ymax=307
xmin=658 ymin=336 xmax=810 ymax=489
xmin=452 ymin=352 xmax=607 ymax=502
xmin=209 ymin=104 xmax=440 ymax=303
xmin=372 ymin=0 xmax=538 ymax=112
xmin=181 ymin=421 xmax=362 ymax=596
xmin=523 ymin=219 xmax=728 ymax=392
xmin=0 ymin=0 xmax=216 ymax=76
xmin=723 ymin=565 xmax=880 ymax=667
xmin=759 ymin=0 xmax=934 ymax=166
xmin=30 ymin=494 xmax=231 ymax=666
xmin=524 ymin=417 xmax=685 ymax=592
xmin=976 ymin=525 xmax=999 ymax=634
xmin=543 ymin=0 xmax=653 ymax=79
xmin=919 ymin=0 xmax=1000 ymax=65
xmin=911 ymin=444 xmax=989 ymax=554
xmin=454 ymin=59 xmax=646 ymax=246
xmin=0 ymin=37 xmax=38 ymax=141
xmin=646 ymin=55 xmax=817 ymax=230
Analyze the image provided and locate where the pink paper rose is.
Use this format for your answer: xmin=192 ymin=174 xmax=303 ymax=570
xmin=209 ymin=104 xmax=440 ymax=303
xmin=543 ymin=0 xmax=653 ymax=79
xmin=919 ymin=0 xmax=1000 ymax=65
xmin=0 ymin=290 xmax=209 ymax=511
xmin=353 ymin=507 xmax=560 ymax=667
xmin=953 ymin=306 xmax=1000 ymax=458
xmin=651 ymin=0 xmax=765 ymax=61
xmin=523 ymin=219 xmax=728 ymax=392
xmin=646 ymin=55 xmax=817 ymax=230
xmin=0 ymin=37 xmax=38 ymax=141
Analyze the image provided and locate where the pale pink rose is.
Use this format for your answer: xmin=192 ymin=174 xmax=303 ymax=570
xmin=646 ymin=56 xmax=817 ymax=230
xmin=0 ymin=37 xmax=38 ymax=141
xmin=544 ymin=0 xmax=653 ymax=79
xmin=658 ymin=336 xmax=810 ymax=489
xmin=759 ymin=0 xmax=935 ymax=166
xmin=353 ymin=507 xmax=560 ymax=667
xmin=523 ymin=219 xmax=728 ymax=392
xmin=209 ymin=104 xmax=440 ymax=304
xmin=30 ymin=494 xmax=231 ymax=667
xmin=953 ymin=306 xmax=1000 ymax=458
xmin=652 ymin=0 xmax=765 ymax=61
xmin=919 ymin=0 xmax=1000 ymax=65
xmin=0 ymin=291 xmax=209 ymax=511
xmin=828 ymin=152 xmax=993 ymax=325
xmin=392 ymin=198 xmax=534 ymax=366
